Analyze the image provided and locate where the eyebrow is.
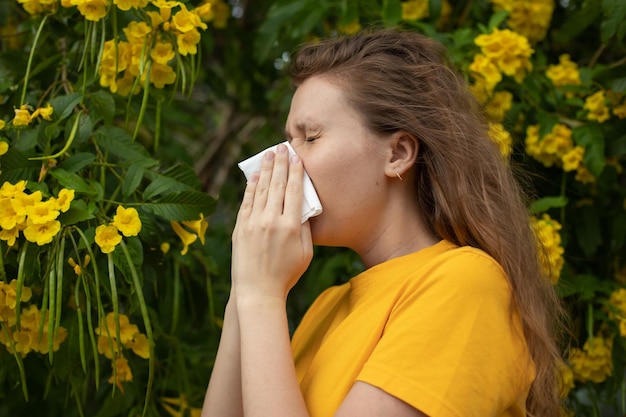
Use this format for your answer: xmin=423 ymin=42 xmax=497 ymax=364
xmin=285 ymin=120 xmax=322 ymax=139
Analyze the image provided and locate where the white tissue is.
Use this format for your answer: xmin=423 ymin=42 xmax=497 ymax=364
xmin=237 ymin=141 xmax=323 ymax=223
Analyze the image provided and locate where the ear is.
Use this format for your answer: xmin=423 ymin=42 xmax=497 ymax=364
xmin=384 ymin=130 xmax=419 ymax=179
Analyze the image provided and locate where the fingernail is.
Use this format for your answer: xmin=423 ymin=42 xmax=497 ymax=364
xmin=291 ymin=155 xmax=300 ymax=164
xmin=265 ymin=151 xmax=275 ymax=160
xmin=277 ymin=144 xmax=287 ymax=153
xmin=249 ymin=173 xmax=259 ymax=183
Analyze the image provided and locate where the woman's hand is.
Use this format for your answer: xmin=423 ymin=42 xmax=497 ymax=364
xmin=231 ymin=143 xmax=313 ymax=301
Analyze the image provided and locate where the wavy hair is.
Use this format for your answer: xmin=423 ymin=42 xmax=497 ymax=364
xmin=289 ymin=29 xmax=566 ymax=417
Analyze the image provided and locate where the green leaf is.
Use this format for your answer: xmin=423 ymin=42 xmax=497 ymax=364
xmin=112 ymin=237 xmax=143 ymax=286
xmin=529 ymin=196 xmax=569 ymax=215
xmin=60 ymin=152 xmax=96 ymax=173
xmin=554 ymin=2 xmax=602 ymax=43
xmin=141 ymin=191 xmax=216 ymax=221
xmin=49 ymin=93 xmax=83 ymax=122
xmin=58 ymin=200 xmax=95 ymax=225
xmin=0 ymin=147 xmax=40 ymax=184
xmin=601 ymin=0 xmax=626 ymax=43
xmin=429 ymin=0 xmax=442 ymax=21
xmin=487 ymin=10 xmax=509 ymax=31
xmin=94 ymin=126 xmax=158 ymax=168
xmin=575 ymin=205 xmax=603 ymax=257
xmin=573 ymin=125 xmax=606 ymax=177
xmin=123 ymin=165 xmax=144 ymax=198
xmin=49 ymin=168 xmax=95 ymax=194
xmin=89 ymin=90 xmax=115 ymax=125
xmin=382 ymin=0 xmax=402 ymax=26
xmin=142 ymin=164 xmax=201 ymax=200
xmin=339 ymin=0 xmax=358 ymax=25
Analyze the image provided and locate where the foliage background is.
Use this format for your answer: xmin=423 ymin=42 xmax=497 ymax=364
xmin=1 ymin=0 xmax=626 ymax=416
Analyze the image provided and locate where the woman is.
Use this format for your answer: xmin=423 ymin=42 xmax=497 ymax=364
xmin=202 ymin=29 xmax=564 ymax=417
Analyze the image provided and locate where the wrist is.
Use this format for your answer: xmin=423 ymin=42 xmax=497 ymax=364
xmin=235 ymin=291 xmax=287 ymax=313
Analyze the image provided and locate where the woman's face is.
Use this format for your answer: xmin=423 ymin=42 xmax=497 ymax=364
xmin=285 ymin=76 xmax=392 ymax=250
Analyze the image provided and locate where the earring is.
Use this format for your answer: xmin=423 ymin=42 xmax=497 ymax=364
xmin=394 ymin=170 xmax=403 ymax=181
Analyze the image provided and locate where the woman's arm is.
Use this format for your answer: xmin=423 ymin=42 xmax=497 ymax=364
xmin=201 ymin=293 xmax=243 ymax=417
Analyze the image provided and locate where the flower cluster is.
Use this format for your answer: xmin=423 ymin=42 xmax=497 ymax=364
xmin=531 ymin=213 xmax=564 ymax=284
xmin=95 ymin=312 xmax=150 ymax=391
xmin=569 ymin=336 xmax=613 ymax=383
xmin=170 ymin=213 xmax=208 ymax=255
xmin=472 ymin=28 xmax=534 ymax=88
xmin=0 ymin=181 xmax=74 ymax=247
xmin=490 ymin=0 xmax=554 ymax=43
xmin=609 ymin=288 xmax=626 ymax=337
xmin=94 ymin=206 xmax=142 ymax=253
xmin=546 ymin=54 xmax=582 ymax=89
xmin=488 ymin=122 xmax=512 ymax=158
xmin=584 ymin=90 xmax=610 ymax=123
xmin=525 ymin=124 xmax=594 ymax=184
xmin=0 ymin=280 xmax=68 ymax=357
xmin=99 ymin=1 xmax=210 ymax=94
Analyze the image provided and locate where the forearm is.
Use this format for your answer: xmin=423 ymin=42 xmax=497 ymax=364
xmin=202 ymin=297 xmax=244 ymax=417
xmin=237 ymin=294 xmax=309 ymax=417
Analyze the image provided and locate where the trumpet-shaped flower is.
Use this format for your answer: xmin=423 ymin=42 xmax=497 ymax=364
xmin=109 ymin=355 xmax=133 ymax=391
xmin=151 ymin=41 xmax=176 ymax=64
xmin=531 ymin=213 xmax=564 ymax=283
xmin=114 ymin=0 xmax=147 ymax=10
xmin=74 ymin=0 xmax=109 ymax=21
xmin=11 ymin=190 xmax=43 ymax=217
xmin=569 ymin=336 xmax=613 ymax=383
xmin=96 ymin=312 xmax=150 ymax=359
xmin=0 ymin=180 xmax=27 ymax=198
xmin=112 ymin=206 xmax=142 ymax=237
xmin=51 ymin=188 xmax=75 ymax=212
xmin=182 ymin=213 xmax=208 ymax=245
xmin=561 ymin=146 xmax=585 ymax=172
xmin=13 ymin=105 xmax=32 ymax=127
xmin=176 ymin=29 xmax=201 ymax=56
xmin=0 ymin=226 xmax=19 ymax=247
xmin=469 ymin=54 xmax=502 ymax=92
xmin=401 ymin=0 xmax=429 ymax=21
xmin=488 ymin=123 xmax=512 ymax=158
xmin=25 ymin=200 xmax=60 ymax=224
xmin=171 ymin=5 xmax=207 ymax=33
xmin=484 ymin=91 xmax=513 ymax=123
xmin=0 ymin=197 xmax=24 ymax=230
xmin=0 ymin=280 xmax=33 ymax=325
xmin=23 ymin=218 xmax=61 ymax=245
xmin=491 ymin=0 xmax=554 ymax=43
xmin=584 ymin=90 xmax=610 ymax=123
xmin=525 ymin=124 xmax=574 ymax=168
xmin=171 ymin=221 xmax=197 ymax=255
xmin=31 ymin=103 xmax=54 ymax=121
xmin=95 ymin=224 xmax=122 ymax=253
xmin=149 ymin=62 xmax=177 ymax=88
xmin=546 ymin=54 xmax=581 ymax=88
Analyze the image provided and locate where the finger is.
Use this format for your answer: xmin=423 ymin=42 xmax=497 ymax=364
xmin=283 ymin=154 xmax=305 ymax=222
xmin=252 ymin=150 xmax=276 ymax=214
xmin=236 ymin=172 xmax=259 ymax=223
xmin=265 ymin=143 xmax=290 ymax=214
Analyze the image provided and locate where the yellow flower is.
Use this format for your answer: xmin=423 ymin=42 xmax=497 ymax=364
xmin=558 ymin=362 xmax=575 ymax=398
xmin=11 ymin=190 xmax=43 ymax=217
xmin=0 ymin=119 xmax=5 ymax=130
xmin=51 ymin=188 xmax=75 ymax=212
xmin=210 ymin=0 xmax=230 ymax=28
xmin=171 ymin=5 xmax=207 ymax=33
xmin=112 ymin=205 xmax=142 ymax=237
xmin=23 ymin=218 xmax=61 ymax=245
xmin=491 ymin=0 xmax=554 ymax=43
xmin=469 ymin=54 xmax=502 ymax=92
xmin=0 ymin=197 xmax=23 ymax=230
xmin=575 ymin=165 xmax=595 ymax=185
xmin=161 ymin=394 xmax=201 ymax=417
xmin=160 ymin=242 xmax=170 ymax=254
xmin=123 ymin=21 xmax=153 ymax=44
xmin=0 ymin=141 xmax=8 ymax=156
xmin=401 ymin=0 xmax=429 ymax=21
xmin=0 ymin=226 xmax=19 ymax=247
xmin=525 ymin=124 xmax=574 ymax=168
xmin=584 ymin=90 xmax=610 ymax=123
xmin=152 ymin=0 xmax=181 ymax=21
xmin=149 ymin=62 xmax=177 ymax=88
xmin=109 ymin=355 xmax=133 ymax=391
xmin=25 ymin=200 xmax=60 ymax=224
xmin=182 ymin=213 xmax=208 ymax=245
xmin=74 ymin=0 xmax=109 ymax=21
xmin=488 ymin=123 xmax=512 ymax=158
xmin=546 ymin=54 xmax=581 ymax=88
xmin=561 ymin=146 xmax=585 ymax=172
xmin=96 ymin=312 xmax=149 ymax=360
xmin=484 ymin=90 xmax=513 ymax=122
xmin=114 ymin=0 xmax=147 ymax=10
xmin=171 ymin=221 xmax=197 ymax=255
xmin=13 ymin=105 xmax=32 ymax=126
xmin=193 ymin=2 xmax=212 ymax=20
xmin=474 ymin=29 xmax=534 ymax=82
xmin=569 ymin=336 xmax=613 ymax=383
xmin=0 ymin=180 xmax=27 ymax=198
xmin=151 ymin=41 xmax=176 ymax=64
xmin=176 ymin=29 xmax=201 ymax=56
xmin=95 ymin=224 xmax=122 ymax=253
xmin=31 ymin=103 xmax=54 ymax=121
xmin=127 ymin=333 xmax=150 ymax=359
xmin=337 ymin=20 xmax=361 ymax=35
xmin=0 ymin=280 xmax=32 ymax=315
xmin=531 ymin=213 xmax=564 ymax=284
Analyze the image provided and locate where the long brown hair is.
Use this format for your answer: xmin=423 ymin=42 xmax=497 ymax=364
xmin=290 ymin=29 xmax=566 ymax=417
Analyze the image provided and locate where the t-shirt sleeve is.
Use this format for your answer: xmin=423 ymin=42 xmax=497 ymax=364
xmin=356 ymin=249 xmax=533 ymax=417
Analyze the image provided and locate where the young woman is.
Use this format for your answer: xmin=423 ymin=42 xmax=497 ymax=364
xmin=202 ymin=29 xmax=565 ymax=417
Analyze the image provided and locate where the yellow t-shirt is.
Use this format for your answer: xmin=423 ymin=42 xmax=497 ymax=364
xmin=291 ymin=240 xmax=534 ymax=417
